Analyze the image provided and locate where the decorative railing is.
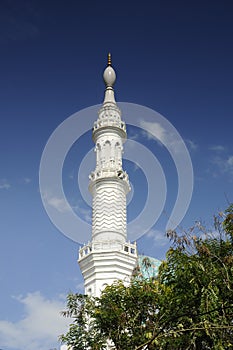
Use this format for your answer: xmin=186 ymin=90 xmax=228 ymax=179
xmin=93 ymin=119 xmax=126 ymax=132
xmin=79 ymin=241 xmax=137 ymax=260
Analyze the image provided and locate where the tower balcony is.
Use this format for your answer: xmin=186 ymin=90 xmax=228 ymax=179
xmin=78 ymin=240 xmax=137 ymax=261
xmin=92 ymin=120 xmax=127 ymax=144
xmin=93 ymin=119 xmax=126 ymax=132
xmin=89 ymin=168 xmax=129 ymax=183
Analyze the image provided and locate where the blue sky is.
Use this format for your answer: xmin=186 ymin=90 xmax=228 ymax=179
xmin=0 ymin=0 xmax=233 ymax=349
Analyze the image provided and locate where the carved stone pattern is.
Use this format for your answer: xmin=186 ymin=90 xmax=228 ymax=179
xmin=92 ymin=184 xmax=127 ymax=241
xmin=95 ymin=140 xmax=123 ymax=170
xmin=93 ymin=104 xmax=126 ymax=132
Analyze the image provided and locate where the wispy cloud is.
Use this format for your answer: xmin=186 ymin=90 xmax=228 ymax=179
xmin=146 ymin=229 xmax=169 ymax=247
xmin=211 ymin=154 xmax=233 ymax=179
xmin=208 ymin=145 xmax=233 ymax=179
xmin=48 ymin=196 xmax=70 ymax=213
xmin=0 ymin=292 xmax=70 ymax=350
xmin=127 ymin=131 xmax=141 ymax=141
xmin=139 ymin=120 xmax=188 ymax=155
xmin=185 ymin=139 xmax=198 ymax=151
xmin=140 ymin=120 xmax=166 ymax=145
xmin=41 ymin=191 xmax=92 ymax=222
xmin=209 ymin=145 xmax=226 ymax=152
xmin=227 ymin=156 xmax=233 ymax=167
xmin=0 ymin=179 xmax=10 ymax=190
xmin=73 ymin=200 xmax=92 ymax=223
xmin=41 ymin=192 xmax=71 ymax=213
xmin=23 ymin=177 xmax=31 ymax=184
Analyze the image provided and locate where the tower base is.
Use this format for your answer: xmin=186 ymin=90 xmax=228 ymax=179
xmin=78 ymin=240 xmax=137 ymax=297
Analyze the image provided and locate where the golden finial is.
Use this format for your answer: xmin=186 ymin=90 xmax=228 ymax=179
xmin=108 ymin=52 xmax=112 ymax=66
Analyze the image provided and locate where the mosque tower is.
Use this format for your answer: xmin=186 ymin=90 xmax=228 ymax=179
xmin=78 ymin=55 xmax=138 ymax=297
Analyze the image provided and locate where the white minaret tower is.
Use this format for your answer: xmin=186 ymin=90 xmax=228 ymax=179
xmin=78 ymin=54 xmax=137 ymax=297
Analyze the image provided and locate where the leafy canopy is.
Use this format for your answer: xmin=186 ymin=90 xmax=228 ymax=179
xmin=60 ymin=205 xmax=233 ymax=350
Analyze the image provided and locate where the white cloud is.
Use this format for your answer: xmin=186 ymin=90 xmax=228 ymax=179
xmin=41 ymin=191 xmax=71 ymax=213
xmin=41 ymin=191 xmax=92 ymax=222
xmin=127 ymin=131 xmax=141 ymax=141
xmin=211 ymin=154 xmax=233 ymax=178
xmin=23 ymin=177 xmax=31 ymax=184
xmin=139 ymin=120 xmax=187 ymax=155
xmin=227 ymin=156 xmax=233 ymax=167
xmin=146 ymin=229 xmax=169 ymax=247
xmin=73 ymin=200 xmax=92 ymax=223
xmin=78 ymin=206 xmax=92 ymax=223
xmin=185 ymin=139 xmax=198 ymax=151
xmin=0 ymin=292 xmax=71 ymax=350
xmin=140 ymin=120 xmax=166 ymax=144
xmin=209 ymin=145 xmax=226 ymax=152
xmin=0 ymin=179 xmax=10 ymax=190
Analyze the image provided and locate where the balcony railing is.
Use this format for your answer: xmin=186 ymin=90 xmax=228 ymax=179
xmin=79 ymin=241 xmax=137 ymax=260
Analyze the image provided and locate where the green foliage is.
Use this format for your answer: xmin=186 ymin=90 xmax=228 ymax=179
xmin=60 ymin=205 xmax=233 ymax=349
xmin=93 ymin=279 xmax=161 ymax=350
xmin=59 ymin=294 xmax=107 ymax=350
xmin=223 ymin=204 xmax=233 ymax=240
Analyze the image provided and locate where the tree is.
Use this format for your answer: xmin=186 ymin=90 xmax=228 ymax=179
xmin=59 ymin=294 xmax=107 ymax=350
xmin=60 ymin=205 xmax=233 ymax=349
xmin=158 ymin=217 xmax=233 ymax=349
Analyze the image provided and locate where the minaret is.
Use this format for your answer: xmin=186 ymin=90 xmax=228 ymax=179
xmin=78 ymin=55 xmax=137 ymax=297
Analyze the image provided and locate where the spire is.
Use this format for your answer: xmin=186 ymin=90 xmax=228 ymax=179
xmin=93 ymin=54 xmax=126 ymax=139
xmin=103 ymin=53 xmax=116 ymax=103
xmin=108 ymin=52 xmax=112 ymax=66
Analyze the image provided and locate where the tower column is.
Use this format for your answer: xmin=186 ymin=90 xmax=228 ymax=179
xmin=78 ymin=55 xmax=137 ymax=297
